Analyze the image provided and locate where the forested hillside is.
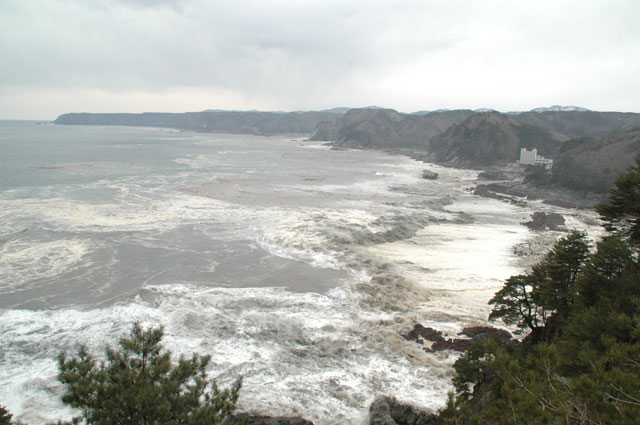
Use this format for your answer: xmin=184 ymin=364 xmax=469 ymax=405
xmin=435 ymin=158 xmax=640 ymax=424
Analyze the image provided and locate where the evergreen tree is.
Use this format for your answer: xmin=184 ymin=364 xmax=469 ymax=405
xmin=439 ymin=162 xmax=640 ymax=424
xmin=535 ymin=230 xmax=589 ymax=321
xmin=596 ymin=155 xmax=640 ymax=243
xmin=489 ymin=230 xmax=589 ymax=337
xmin=58 ymin=323 xmax=242 ymax=425
xmin=488 ymin=273 xmax=546 ymax=333
xmin=0 ymin=405 xmax=13 ymax=425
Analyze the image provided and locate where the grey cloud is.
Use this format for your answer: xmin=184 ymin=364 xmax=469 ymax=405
xmin=1 ymin=0 xmax=640 ymax=118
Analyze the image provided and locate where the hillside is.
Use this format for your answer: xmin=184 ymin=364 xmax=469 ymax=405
xmin=512 ymin=110 xmax=640 ymax=138
xmin=54 ymin=110 xmax=343 ymax=135
xmin=428 ymin=112 xmax=566 ymax=166
xmin=551 ymin=128 xmax=640 ymax=193
xmin=311 ymin=108 xmax=474 ymax=149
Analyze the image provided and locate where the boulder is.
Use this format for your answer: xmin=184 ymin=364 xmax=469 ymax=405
xmin=403 ymin=324 xmax=444 ymax=344
xmin=369 ymin=396 xmax=438 ymax=425
xmin=522 ymin=211 xmax=566 ymax=231
xmin=421 ymin=170 xmax=439 ymax=180
xmin=405 ymin=324 xmax=513 ymax=353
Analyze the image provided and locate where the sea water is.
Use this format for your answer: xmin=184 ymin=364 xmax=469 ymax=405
xmin=0 ymin=121 xmax=598 ymax=424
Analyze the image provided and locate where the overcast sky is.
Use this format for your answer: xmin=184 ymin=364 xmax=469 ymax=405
xmin=1 ymin=0 xmax=639 ymax=119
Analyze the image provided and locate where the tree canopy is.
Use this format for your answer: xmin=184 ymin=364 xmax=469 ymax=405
xmin=441 ymin=160 xmax=640 ymax=424
xmin=0 ymin=406 xmax=12 ymax=425
xmin=488 ymin=230 xmax=589 ymax=337
xmin=596 ymin=154 xmax=640 ymax=243
xmin=57 ymin=323 xmax=242 ymax=425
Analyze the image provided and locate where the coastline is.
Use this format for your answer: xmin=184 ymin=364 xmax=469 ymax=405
xmin=5 ymin=126 xmax=604 ymax=425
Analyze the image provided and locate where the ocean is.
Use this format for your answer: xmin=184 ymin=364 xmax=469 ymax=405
xmin=0 ymin=121 xmax=598 ymax=424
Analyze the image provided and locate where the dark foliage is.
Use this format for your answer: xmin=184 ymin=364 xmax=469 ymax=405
xmin=439 ymin=162 xmax=640 ymax=424
xmin=57 ymin=323 xmax=242 ymax=425
xmin=596 ymin=155 xmax=640 ymax=243
xmin=0 ymin=405 xmax=12 ymax=425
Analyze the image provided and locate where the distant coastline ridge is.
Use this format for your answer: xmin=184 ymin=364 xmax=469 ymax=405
xmin=54 ymin=106 xmax=640 ymax=200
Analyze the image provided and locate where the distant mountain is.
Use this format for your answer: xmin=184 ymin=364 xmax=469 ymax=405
xmin=530 ymin=105 xmax=590 ymax=113
xmin=54 ymin=110 xmax=344 ymax=135
xmin=551 ymin=129 xmax=640 ymax=193
xmin=319 ymin=107 xmax=352 ymax=114
xmin=311 ymin=108 xmax=474 ymax=149
xmin=429 ymin=112 xmax=566 ymax=166
xmin=511 ymin=110 xmax=640 ymax=139
xmin=410 ymin=109 xmax=450 ymax=115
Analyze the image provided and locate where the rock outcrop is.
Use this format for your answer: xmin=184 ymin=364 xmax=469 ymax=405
xmin=522 ymin=212 xmax=566 ymax=231
xmin=369 ymin=396 xmax=438 ymax=425
xmin=309 ymin=120 xmax=338 ymax=141
xmin=403 ymin=324 xmax=512 ymax=353
xmin=421 ymin=170 xmax=438 ymax=180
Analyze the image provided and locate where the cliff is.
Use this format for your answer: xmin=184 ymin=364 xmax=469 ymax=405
xmin=54 ymin=110 xmax=344 ymax=135
xmin=311 ymin=108 xmax=474 ymax=149
xmin=551 ymin=128 xmax=640 ymax=193
xmin=428 ymin=112 xmax=566 ymax=167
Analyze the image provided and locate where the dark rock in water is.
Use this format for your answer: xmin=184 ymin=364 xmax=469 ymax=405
xmin=405 ymin=324 xmax=513 ymax=353
xmin=421 ymin=170 xmax=438 ymax=180
xmin=522 ymin=211 xmax=566 ymax=231
xmin=474 ymin=180 xmax=606 ymax=209
xmin=426 ymin=338 xmax=471 ymax=353
xmin=404 ymin=324 xmax=444 ymax=343
xmin=473 ymin=184 xmax=527 ymax=206
xmin=477 ymin=169 xmax=508 ymax=180
xmin=227 ymin=414 xmax=314 ymax=425
xmin=369 ymin=396 xmax=438 ymax=425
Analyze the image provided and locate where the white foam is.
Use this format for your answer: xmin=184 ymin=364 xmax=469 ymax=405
xmin=0 ymin=240 xmax=92 ymax=291
xmin=0 ymin=284 xmax=454 ymax=425
xmin=366 ymin=197 xmax=531 ymax=326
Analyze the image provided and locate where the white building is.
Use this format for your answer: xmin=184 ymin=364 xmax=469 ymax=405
xmin=519 ymin=148 xmax=553 ymax=170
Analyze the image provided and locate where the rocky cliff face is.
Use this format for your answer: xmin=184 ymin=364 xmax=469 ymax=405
xmin=428 ymin=112 xmax=566 ymax=166
xmin=54 ymin=110 xmax=344 ymax=135
xmin=551 ymin=128 xmax=640 ymax=193
xmin=311 ymin=108 xmax=474 ymax=149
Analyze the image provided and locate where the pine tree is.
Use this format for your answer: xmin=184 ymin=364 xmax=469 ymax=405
xmin=58 ymin=323 xmax=242 ymax=425
xmin=489 ymin=230 xmax=589 ymax=337
xmin=488 ymin=273 xmax=545 ymax=333
xmin=596 ymin=155 xmax=640 ymax=243
xmin=0 ymin=405 xmax=13 ymax=425
xmin=535 ymin=230 xmax=589 ymax=321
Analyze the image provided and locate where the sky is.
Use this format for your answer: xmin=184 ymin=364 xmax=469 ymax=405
xmin=1 ymin=0 xmax=639 ymax=119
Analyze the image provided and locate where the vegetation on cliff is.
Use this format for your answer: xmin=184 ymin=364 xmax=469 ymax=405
xmin=312 ymin=108 xmax=474 ymax=148
xmin=437 ymin=158 xmax=640 ymax=424
xmin=429 ymin=112 xmax=565 ymax=166
xmin=551 ymin=129 xmax=640 ymax=194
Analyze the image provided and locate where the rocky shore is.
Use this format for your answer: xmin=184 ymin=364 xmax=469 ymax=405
xmin=473 ymin=180 xmax=606 ymax=209
xmin=403 ymin=324 xmax=513 ymax=354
